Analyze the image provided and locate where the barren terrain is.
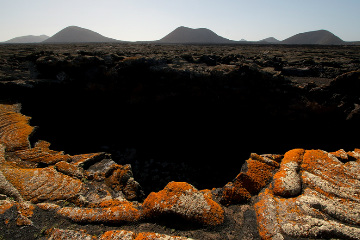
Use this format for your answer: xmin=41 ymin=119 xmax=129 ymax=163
xmin=0 ymin=43 xmax=359 ymax=239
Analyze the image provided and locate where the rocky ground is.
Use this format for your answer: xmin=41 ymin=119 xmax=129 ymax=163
xmin=0 ymin=43 xmax=359 ymax=239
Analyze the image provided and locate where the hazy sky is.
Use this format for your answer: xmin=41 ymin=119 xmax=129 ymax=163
xmin=1 ymin=0 xmax=360 ymax=42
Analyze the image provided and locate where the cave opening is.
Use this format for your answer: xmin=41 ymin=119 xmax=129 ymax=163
xmin=15 ymin=81 xmax=357 ymax=194
xmin=1 ymin=57 xmax=353 ymax=194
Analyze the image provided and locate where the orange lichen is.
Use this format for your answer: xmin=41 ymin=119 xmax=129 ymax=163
xmin=46 ymin=228 xmax=97 ymax=240
xmin=0 ymin=103 xmax=21 ymax=113
xmin=244 ymin=159 xmax=277 ymax=193
xmin=134 ymin=232 xmax=189 ymax=240
xmin=347 ymin=148 xmax=360 ymax=161
xmin=272 ymin=149 xmax=304 ymax=197
xmin=220 ymin=180 xmax=251 ymax=206
xmin=54 ymin=161 xmax=84 ymax=179
xmin=15 ymin=141 xmax=71 ymax=165
xmin=0 ymin=111 xmax=34 ymax=151
xmin=36 ymin=203 xmax=61 ymax=211
xmin=57 ymin=201 xmax=140 ymax=223
xmin=255 ymin=148 xmax=360 ymax=239
xmin=0 ymin=200 xmax=14 ymax=214
xmin=281 ymin=149 xmax=305 ymax=165
xmin=104 ymin=164 xmax=132 ymax=191
xmin=272 ymin=170 xmax=287 ymax=195
xmin=16 ymin=202 xmax=35 ymax=218
xmin=330 ymin=149 xmax=348 ymax=161
xmin=99 ymin=230 xmax=136 ymax=240
xmin=96 ymin=199 xmax=123 ymax=208
xmin=142 ymin=182 xmax=224 ymax=226
xmin=254 ymin=189 xmax=277 ymax=240
xmin=302 ymin=149 xmax=359 ymax=191
xmin=0 ymin=165 xmax=84 ymax=203
xmin=16 ymin=215 xmax=32 ymax=226
xmin=71 ymin=152 xmax=107 ymax=167
xmin=221 ymin=154 xmax=278 ymax=205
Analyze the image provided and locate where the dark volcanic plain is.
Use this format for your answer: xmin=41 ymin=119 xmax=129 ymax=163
xmin=0 ymin=43 xmax=360 ymax=239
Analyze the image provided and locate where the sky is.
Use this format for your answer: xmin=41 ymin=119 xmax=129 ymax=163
xmin=1 ymin=0 xmax=360 ymax=42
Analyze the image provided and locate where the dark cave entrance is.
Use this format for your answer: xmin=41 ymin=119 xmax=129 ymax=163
xmin=15 ymin=82 xmax=358 ymax=194
xmin=20 ymin=87 xmax=250 ymax=193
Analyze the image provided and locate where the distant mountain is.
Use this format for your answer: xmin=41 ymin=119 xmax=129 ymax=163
xmin=260 ymin=37 xmax=280 ymax=44
xmin=158 ymin=26 xmax=234 ymax=44
xmin=43 ymin=26 xmax=120 ymax=43
xmin=4 ymin=35 xmax=49 ymax=43
xmin=282 ymin=30 xmax=344 ymax=45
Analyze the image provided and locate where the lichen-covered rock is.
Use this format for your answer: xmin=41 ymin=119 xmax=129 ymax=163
xmin=47 ymin=228 xmax=96 ymax=240
xmin=56 ymin=201 xmax=141 ymax=223
xmin=272 ymin=149 xmax=304 ymax=197
xmin=142 ymin=181 xmax=224 ymax=226
xmin=55 ymin=161 xmax=85 ymax=179
xmin=2 ymin=101 xmax=360 ymax=239
xmin=100 ymin=231 xmax=193 ymax=240
xmin=14 ymin=140 xmax=71 ymax=165
xmin=0 ymin=103 xmax=143 ymax=205
xmin=0 ymin=165 xmax=84 ymax=203
xmin=255 ymin=149 xmax=360 ymax=240
xmin=0 ymin=103 xmax=33 ymax=151
xmin=98 ymin=230 xmax=136 ymax=240
xmin=47 ymin=229 xmax=194 ymax=240
xmin=104 ymin=164 xmax=144 ymax=200
xmin=221 ymin=153 xmax=279 ymax=205
xmin=133 ymin=232 xmax=193 ymax=240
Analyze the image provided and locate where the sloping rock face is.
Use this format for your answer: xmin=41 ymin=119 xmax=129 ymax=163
xmin=255 ymin=149 xmax=360 ymax=239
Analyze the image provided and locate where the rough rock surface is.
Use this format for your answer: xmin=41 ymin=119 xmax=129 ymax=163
xmin=142 ymin=181 xmax=224 ymax=226
xmin=255 ymin=148 xmax=360 ymax=239
xmin=47 ymin=228 xmax=193 ymax=240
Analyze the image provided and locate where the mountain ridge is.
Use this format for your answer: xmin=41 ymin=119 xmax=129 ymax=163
xmin=282 ymin=29 xmax=344 ymax=45
xmin=43 ymin=26 xmax=121 ymax=43
xmin=157 ymin=26 xmax=235 ymax=44
xmin=1 ymin=26 xmax=356 ymax=45
xmin=260 ymin=37 xmax=280 ymax=43
xmin=4 ymin=35 xmax=49 ymax=43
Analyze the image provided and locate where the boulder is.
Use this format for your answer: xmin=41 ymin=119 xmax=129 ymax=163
xmin=142 ymin=181 xmax=224 ymax=226
xmin=255 ymin=149 xmax=360 ymax=239
xmin=220 ymin=153 xmax=280 ymax=205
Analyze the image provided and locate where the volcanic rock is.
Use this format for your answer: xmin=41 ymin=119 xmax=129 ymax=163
xmin=47 ymin=229 xmax=193 ymax=240
xmin=220 ymin=153 xmax=280 ymax=206
xmin=142 ymin=181 xmax=224 ymax=226
xmin=255 ymin=149 xmax=360 ymax=239
xmin=1 ymin=101 xmax=360 ymax=239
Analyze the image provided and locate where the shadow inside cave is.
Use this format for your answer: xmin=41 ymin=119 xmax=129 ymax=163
xmin=13 ymin=81 xmax=357 ymax=194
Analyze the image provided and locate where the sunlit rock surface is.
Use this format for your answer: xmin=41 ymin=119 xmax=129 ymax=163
xmin=255 ymin=149 xmax=360 ymax=239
